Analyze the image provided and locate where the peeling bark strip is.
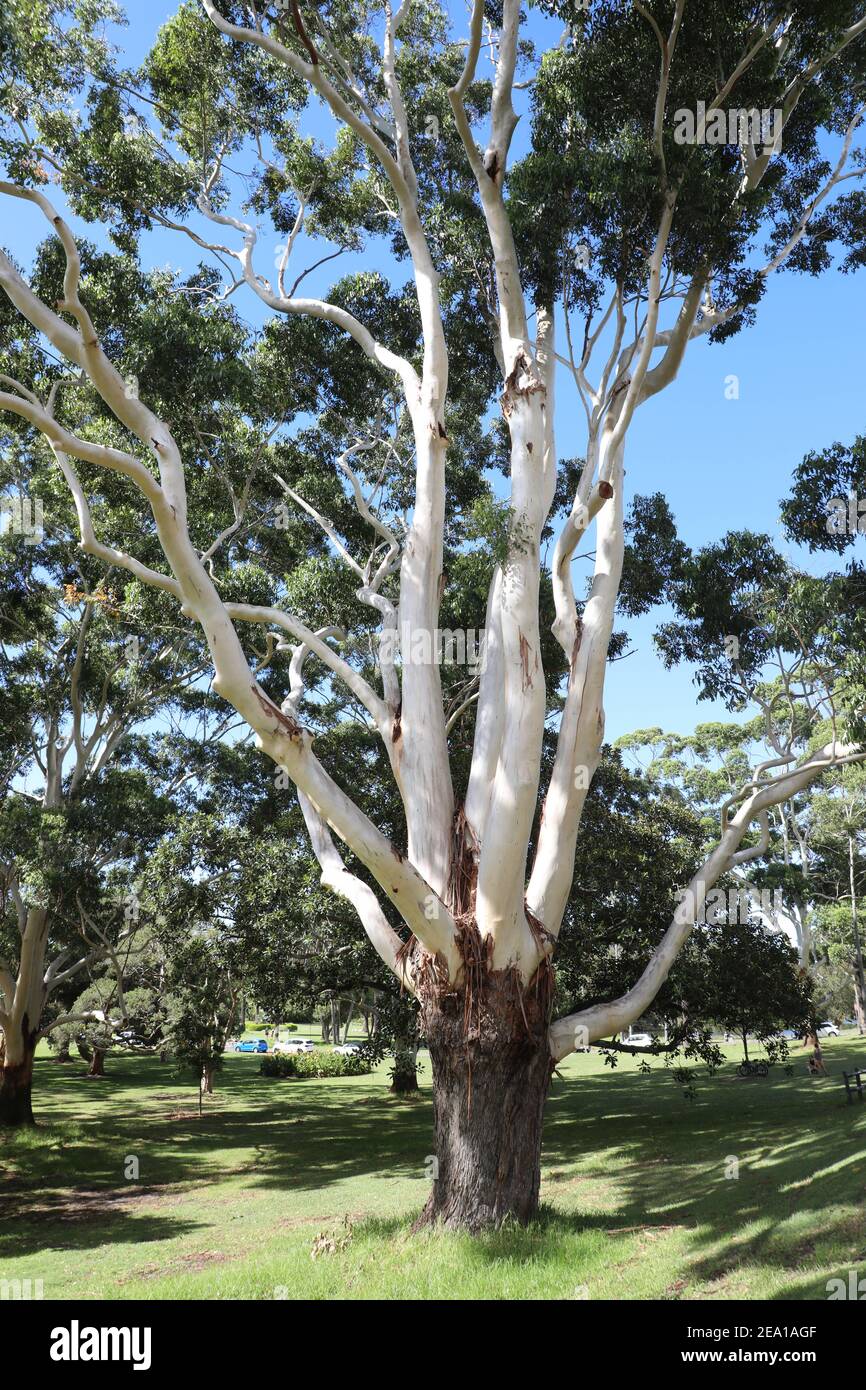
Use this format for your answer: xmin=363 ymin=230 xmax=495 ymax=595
xmin=289 ymin=1 xmax=319 ymax=65
xmin=250 ymin=683 xmax=302 ymax=739
xmin=500 ymin=349 xmax=546 ymax=418
xmin=448 ymin=804 xmax=478 ymax=919
xmin=518 ymin=630 xmax=534 ymax=691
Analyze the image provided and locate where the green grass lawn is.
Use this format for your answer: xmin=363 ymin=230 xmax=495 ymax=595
xmin=2 ymin=1035 xmax=865 ymax=1300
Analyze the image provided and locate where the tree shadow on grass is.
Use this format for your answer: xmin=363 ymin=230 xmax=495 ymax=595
xmin=2 ymin=1056 xmax=435 ymax=1259
xmin=5 ymin=1044 xmax=865 ymax=1290
xmin=537 ymin=1050 xmax=866 ymax=1298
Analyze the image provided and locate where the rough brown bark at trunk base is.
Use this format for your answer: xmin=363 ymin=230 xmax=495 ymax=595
xmin=0 ymin=1053 xmax=36 ymax=1127
xmin=415 ymin=938 xmax=554 ymax=1233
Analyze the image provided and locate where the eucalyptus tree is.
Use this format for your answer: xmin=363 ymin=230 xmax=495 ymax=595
xmin=779 ymin=434 xmax=866 ymax=1026
xmin=2 ymin=0 xmax=866 ymax=1225
xmin=0 ymin=239 xmax=267 ymax=1124
xmin=0 ymin=519 xmax=187 ymax=1121
xmin=619 ymin=717 xmax=820 ymax=962
xmin=807 ymin=765 xmax=866 ymax=1031
xmin=621 ymin=514 xmax=866 ymax=960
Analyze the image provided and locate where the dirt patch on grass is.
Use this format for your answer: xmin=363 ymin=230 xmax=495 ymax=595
xmin=118 ymin=1249 xmax=231 ymax=1284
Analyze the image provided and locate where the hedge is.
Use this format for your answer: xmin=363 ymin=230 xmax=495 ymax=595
xmin=260 ymin=1051 xmax=372 ymax=1079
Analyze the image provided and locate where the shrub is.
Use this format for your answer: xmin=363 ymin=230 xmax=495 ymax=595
xmin=297 ymin=1051 xmax=371 ymax=1078
xmin=260 ymin=1051 xmax=371 ymax=1079
xmin=260 ymin=1055 xmax=299 ymax=1078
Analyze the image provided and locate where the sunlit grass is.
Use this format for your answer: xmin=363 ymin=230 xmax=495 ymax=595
xmin=2 ymin=1034 xmax=865 ymax=1299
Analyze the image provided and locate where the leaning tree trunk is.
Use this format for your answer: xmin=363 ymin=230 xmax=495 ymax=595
xmin=0 ymin=1029 xmax=37 ymax=1127
xmin=415 ymin=937 xmax=554 ymax=1232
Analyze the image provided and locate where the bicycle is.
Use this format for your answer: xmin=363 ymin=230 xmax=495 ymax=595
xmin=736 ymin=1059 xmax=769 ymax=1078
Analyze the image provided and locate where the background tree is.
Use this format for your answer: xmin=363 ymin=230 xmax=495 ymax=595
xmin=682 ymin=916 xmax=814 ymax=1064
xmin=0 ymin=241 xmax=260 ymax=1124
xmin=47 ymin=977 xmax=161 ymax=1077
xmin=161 ymin=934 xmax=239 ymax=1101
xmin=808 ymin=765 xmax=866 ymax=1031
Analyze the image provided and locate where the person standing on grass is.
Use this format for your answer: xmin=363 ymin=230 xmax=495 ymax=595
xmin=804 ymin=1030 xmax=827 ymax=1075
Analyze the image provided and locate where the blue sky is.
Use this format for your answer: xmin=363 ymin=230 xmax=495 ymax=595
xmin=4 ymin=1 xmax=864 ymax=742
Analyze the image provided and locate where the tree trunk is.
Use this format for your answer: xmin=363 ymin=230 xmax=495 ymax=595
xmin=0 ymin=1044 xmax=36 ymax=1126
xmin=341 ymin=1001 xmax=355 ymax=1045
xmin=415 ymin=948 xmax=554 ymax=1232
xmin=200 ymin=1063 xmax=215 ymax=1095
xmin=1 ymin=908 xmax=48 ymax=1126
xmin=848 ymin=836 xmax=866 ymax=1035
xmin=853 ymin=967 xmax=866 ymax=1036
xmin=390 ymin=1041 xmax=419 ymax=1095
xmin=87 ymin=1048 xmax=106 ymax=1078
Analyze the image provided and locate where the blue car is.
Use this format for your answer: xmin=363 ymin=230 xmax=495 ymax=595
xmin=235 ymin=1038 xmax=268 ymax=1053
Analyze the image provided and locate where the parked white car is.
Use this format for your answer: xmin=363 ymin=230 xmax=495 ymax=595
xmin=817 ymin=1021 xmax=839 ymax=1037
xmin=626 ymin=1032 xmax=652 ymax=1047
xmin=333 ymin=1043 xmax=364 ymax=1056
xmin=274 ymin=1037 xmax=316 ymax=1055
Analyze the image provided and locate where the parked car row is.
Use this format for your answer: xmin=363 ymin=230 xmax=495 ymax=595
xmin=623 ymin=1021 xmax=852 ymax=1050
xmin=273 ymin=1037 xmax=316 ymax=1055
xmin=775 ymin=1022 xmax=840 ymax=1041
xmin=226 ymin=1036 xmax=369 ymax=1055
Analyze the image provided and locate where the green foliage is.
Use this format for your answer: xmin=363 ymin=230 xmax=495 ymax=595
xmin=260 ymin=1050 xmax=372 ymax=1079
xmin=679 ymin=916 xmax=815 ymax=1049
xmin=48 ymin=980 xmax=161 ymax=1055
xmin=813 ymin=957 xmax=856 ymax=1021
xmin=162 ymin=934 xmax=238 ymax=1081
